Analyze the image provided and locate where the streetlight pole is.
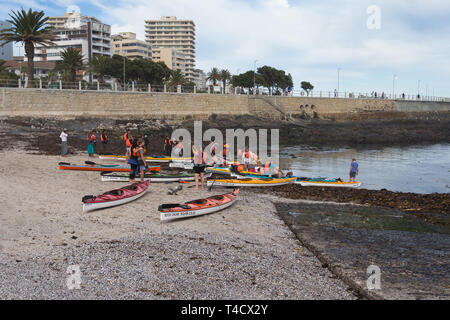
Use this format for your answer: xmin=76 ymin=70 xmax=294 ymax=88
xmin=337 ymin=68 xmax=341 ymax=94
xmin=417 ymin=80 xmax=421 ymax=97
xmin=392 ymin=74 xmax=397 ymax=99
xmin=123 ymin=56 xmax=126 ymax=91
xmin=253 ymin=60 xmax=257 ymax=95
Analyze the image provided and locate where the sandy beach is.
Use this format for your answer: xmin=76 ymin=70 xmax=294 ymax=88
xmin=0 ymin=151 xmax=355 ymax=299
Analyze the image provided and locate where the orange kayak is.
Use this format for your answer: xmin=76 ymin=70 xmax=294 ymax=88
xmin=59 ymin=162 xmax=160 ymax=172
xmin=159 ymin=189 xmax=239 ymax=221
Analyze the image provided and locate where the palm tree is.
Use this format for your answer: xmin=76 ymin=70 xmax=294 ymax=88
xmin=56 ymin=48 xmax=84 ymax=82
xmin=90 ymin=55 xmax=109 ymax=84
xmin=167 ymin=70 xmax=187 ymax=88
xmin=0 ymin=8 xmax=57 ymax=87
xmin=206 ymin=67 xmax=220 ymax=86
xmin=220 ymin=69 xmax=231 ymax=93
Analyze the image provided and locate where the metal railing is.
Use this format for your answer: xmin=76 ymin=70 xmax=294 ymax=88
xmin=0 ymin=78 xmax=448 ymax=103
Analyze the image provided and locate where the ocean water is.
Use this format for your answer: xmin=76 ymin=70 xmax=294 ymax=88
xmin=280 ymin=144 xmax=450 ymax=194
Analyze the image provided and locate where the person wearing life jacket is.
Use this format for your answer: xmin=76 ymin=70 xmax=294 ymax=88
xmin=86 ymin=129 xmax=97 ymax=157
xmin=172 ymin=136 xmax=184 ymax=158
xmin=100 ymin=129 xmax=108 ymax=153
xmin=222 ymin=144 xmax=230 ymax=166
xmin=123 ymin=129 xmax=132 ymax=153
xmin=135 ymin=138 xmax=148 ymax=182
xmin=192 ymin=144 xmax=206 ymax=190
xmin=242 ymin=147 xmax=256 ymax=171
xmin=125 ymin=138 xmax=140 ymax=183
xmin=204 ymin=137 xmax=218 ymax=165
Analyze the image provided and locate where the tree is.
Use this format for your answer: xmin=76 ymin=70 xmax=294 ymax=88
xmin=219 ymin=69 xmax=231 ymax=92
xmin=56 ymin=48 xmax=84 ymax=82
xmin=0 ymin=8 xmax=57 ymax=87
xmin=231 ymin=71 xmax=263 ymax=90
xmin=206 ymin=67 xmax=220 ymax=86
xmin=90 ymin=55 xmax=109 ymax=84
xmin=167 ymin=70 xmax=187 ymax=87
xmin=257 ymin=65 xmax=293 ymax=94
xmin=301 ymin=81 xmax=314 ymax=96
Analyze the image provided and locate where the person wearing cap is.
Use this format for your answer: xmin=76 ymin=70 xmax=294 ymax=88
xmin=60 ymin=128 xmax=68 ymax=157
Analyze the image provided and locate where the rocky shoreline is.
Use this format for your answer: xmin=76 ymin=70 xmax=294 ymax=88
xmin=1 ymin=111 xmax=449 ymax=155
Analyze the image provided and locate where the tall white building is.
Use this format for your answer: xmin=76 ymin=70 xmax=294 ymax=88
xmin=32 ymin=12 xmax=111 ymax=65
xmin=0 ymin=21 xmax=14 ymax=60
xmin=145 ymin=16 xmax=196 ymax=81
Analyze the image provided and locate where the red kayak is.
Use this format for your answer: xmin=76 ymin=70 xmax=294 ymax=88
xmin=159 ymin=189 xmax=239 ymax=221
xmin=82 ymin=180 xmax=150 ymax=212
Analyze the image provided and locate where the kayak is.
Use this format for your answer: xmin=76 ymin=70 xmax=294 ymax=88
xmin=159 ymin=189 xmax=239 ymax=221
xmin=297 ymin=179 xmax=362 ymax=188
xmin=205 ymin=167 xmax=232 ymax=175
xmin=100 ymin=171 xmax=212 ymax=182
xmin=169 ymin=161 xmax=194 ymax=169
xmin=82 ymin=180 xmax=150 ymax=213
xmin=59 ymin=162 xmax=160 ymax=172
xmin=99 ymin=154 xmax=192 ymax=163
xmin=206 ymin=176 xmax=296 ymax=187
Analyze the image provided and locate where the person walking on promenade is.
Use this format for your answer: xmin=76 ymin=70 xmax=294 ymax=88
xmin=100 ymin=129 xmax=108 ymax=153
xmin=349 ymin=158 xmax=359 ymax=182
xmin=192 ymin=144 xmax=206 ymax=190
xmin=60 ymin=128 xmax=68 ymax=157
xmin=87 ymin=129 xmax=97 ymax=157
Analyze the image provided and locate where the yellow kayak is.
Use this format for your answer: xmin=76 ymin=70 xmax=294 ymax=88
xmin=207 ymin=177 xmax=296 ymax=187
xmin=205 ymin=167 xmax=265 ymax=176
xmin=99 ymin=154 xmax=192 ymax=163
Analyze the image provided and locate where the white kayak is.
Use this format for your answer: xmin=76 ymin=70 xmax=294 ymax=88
xmin=169 ymin=161 xmax=194 ymax=169
xmin=297 ymin=180 xmax=362 ymax=188
xmin=159 ymin=189 xmax=239 ymax=221
xmin=207 ymin=177 xmax=297 ymax=187
xmin=100 ymin=172 xmax=212 ymax=182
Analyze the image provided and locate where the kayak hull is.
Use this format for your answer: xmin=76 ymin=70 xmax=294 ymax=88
xmin=99 ymin=155 xmax=192 ymax=163
xmin=82 ymin=181 xmax=150 ymax=212
xmin=159 ymin=189 xmax=239 ymax=221
xmin=207 ymin=177 xmax=296 ymax=187
xmin=297 ymin=181 xmax=362 ymax=188
xmin=101 ymin=172 xmax=212 ymax=182
xmin=59 ymin=163 xmax=160 ymax=172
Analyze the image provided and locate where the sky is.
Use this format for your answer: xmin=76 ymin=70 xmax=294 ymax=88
xmin=1 ymin=0 xmax=449 ymax=96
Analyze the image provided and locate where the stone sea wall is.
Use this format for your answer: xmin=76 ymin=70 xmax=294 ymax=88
xmin=1 ymin=88 xmax=449 ymax=120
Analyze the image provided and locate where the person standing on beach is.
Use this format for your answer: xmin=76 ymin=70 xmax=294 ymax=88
xmin=60 ymin=128 xmax=68 ymax=157
xmin=192 ymin=144 xmax=206 ymax=190
xmin=144 ymin=134 xmax=150 ymax=155
xmin=136 ymin=138 xmax=148 ymax=182
xmin=100 ymin=129 xmax=108 ymax=153
xmin=123 ymin=129 xmax=132 ymax=153
xmin=126 ymin=138 xmax=139 ymax=183
xmin=349 ymin=158 xmax=359 ymax=182
xmin=87 ymin=129 xmax=97 ymax=157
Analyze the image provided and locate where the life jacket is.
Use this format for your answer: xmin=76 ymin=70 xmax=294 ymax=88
xmin=87 ymin=133 xmax=96 ymax=142
xmin=100 ymin=133 xmax=108 ymax=142
xmin=128 ymin=146 xmax=140 ymax=160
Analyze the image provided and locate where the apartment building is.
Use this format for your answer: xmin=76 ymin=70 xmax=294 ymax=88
xmin=33 ymin=11 xmax=111 ymax=64
xmin=0 ymin=21 xmax=13 ymax=60
xmin=112 ymin=32 xmax=151 ymax=60
xmin=151 ymin=47 xmax=186 ymax=74
xmin=192 ymin=69 xmax=206 ymax=90
xmin=145 ymin=16 xmax=195 ymax=81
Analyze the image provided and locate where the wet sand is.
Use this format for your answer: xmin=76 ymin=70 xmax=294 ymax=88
xmin=0 ymin=151 xmax=355 ymax=299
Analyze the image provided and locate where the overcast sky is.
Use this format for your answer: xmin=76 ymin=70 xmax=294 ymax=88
xmin=1 ymin=0 xmax=449 ymax=96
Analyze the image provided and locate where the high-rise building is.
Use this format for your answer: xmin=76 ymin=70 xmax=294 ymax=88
xmin=145 ymin=16 xmax=195 ymax=81
xmin=112 ymin=32 xmax=151 ymax=60
xmin=151 ymin=47 xmax=186 ymax=74
xmin=192 ymin=69 xmax=206 ymax=90
xmin=0 ymin=21 xmax=13 ymax=60
xmin=32 ymin=11 xmax=111 ymax=64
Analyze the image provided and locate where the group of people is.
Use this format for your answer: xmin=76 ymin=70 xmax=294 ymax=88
xmin=59 ymin=128 xmax=109 ymax=157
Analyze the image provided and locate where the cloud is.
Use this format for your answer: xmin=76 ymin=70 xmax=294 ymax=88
xmin=2 ymin=0 xmax=449 ymax=95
